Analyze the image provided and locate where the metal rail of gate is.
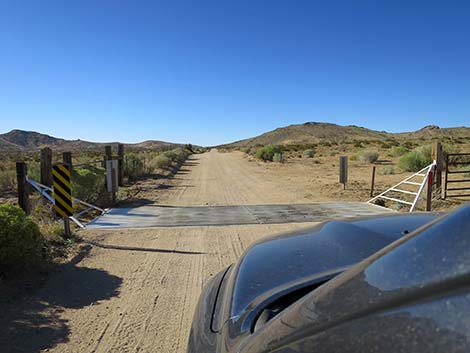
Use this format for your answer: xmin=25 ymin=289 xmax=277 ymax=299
xmin=27 ymin=178 xmax=105 ymax=228
xmin=368 ymin=161 xmax=436 ymax=212
xmin=444 ymin=153 xmax=470 ymax=199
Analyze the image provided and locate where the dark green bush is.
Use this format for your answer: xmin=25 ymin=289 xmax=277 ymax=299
xmin=0 ymin=205 xmax=44 ymax=271
xmin=398 ymin=149 xmax=432 ymax=172
xmin=389 ymin=145 xmax=410 ymax=157
xmin=255 ymin=145 xmax=284 ymax=161
xmin=72 ymin=165 xmax=106 ymax=203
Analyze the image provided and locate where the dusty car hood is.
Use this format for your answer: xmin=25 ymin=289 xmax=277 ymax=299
xmin=225 ymin=213 xmax=437 ymax=333
xmin=238 ymin=205 xmax=470 ymax=353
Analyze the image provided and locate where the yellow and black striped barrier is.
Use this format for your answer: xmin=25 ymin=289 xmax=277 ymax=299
xmin=52 ymin=164 xmax=73 ymax=218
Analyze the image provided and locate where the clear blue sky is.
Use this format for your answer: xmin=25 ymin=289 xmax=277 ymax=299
xmin=1 ymin=0 xmax=469 ymax=146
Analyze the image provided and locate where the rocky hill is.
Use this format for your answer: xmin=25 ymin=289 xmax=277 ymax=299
xmin=221 ymin=122 xmax=470 ymax=147
xmin=0 ymin=130 xmax=182 ymax=152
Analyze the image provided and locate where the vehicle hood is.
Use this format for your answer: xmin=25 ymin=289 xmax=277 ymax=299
xmin=221 ymin=213 xmax=437 ymax=333
xmin=238 ymin=205 xmax=470 ymax=353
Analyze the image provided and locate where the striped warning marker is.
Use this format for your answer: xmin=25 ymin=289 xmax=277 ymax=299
xmin=52 ymin=164 xmax=73 ymax=218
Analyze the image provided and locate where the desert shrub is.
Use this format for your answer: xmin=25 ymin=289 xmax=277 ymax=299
xmin=389 ymin=145 xmax=410 ymax=157
xmin=303 ymin=149 xmax=315 ymax=158
xmin=415 ymin=145 xmax=432 ymax=159
xmin=402 ymin=141 xmax=417 ymax=149
xmin=358 ymin=150 xmax=379 ymax=164
xmin=124 ymin=147 xmax=191 ymax=179
xmin=27 ymin=162 xmax=41 ymax=182
xmin=272 ymin=153 xmax=284 ymax=163
xmin=0 ymin=204 xmax=44 ymax=272
xmin=285 ymin=143 xmax=317 ymax=152
xmin=125 ymin=152 xmax=145 ymax=179
xmin=353 ymin=141 xmax=363 ymax=148
xmin=72 ymin=165 xmax=106 ymax=203
xmin=443 ymin=143 xmax=460 ymax=157
xmin=149 ymin=154 xmax=172 ymax=170
xmin=163 ymin=150 xmax=178 ymax=161
xmin=379 ymin=142 xmax=392 ymax=149
xmin=240 ymin=147 xmax=251 ymax=154
xmin=385 ymin=138 xmax=400 ymax=146
xmin=0 ymin=169 xmax=16 ymax=193
xmin=163 ymin=147 xmax=190 ymax=163
xmin=255 ymin=145 xmax=284 ymax=161
xmin=383 ymin=165 xmax=395 ymax=175
xmin=398 ymin=150 xmax=432 ymax=172
xmin=30 ymin=203 xmax=70 ymax=249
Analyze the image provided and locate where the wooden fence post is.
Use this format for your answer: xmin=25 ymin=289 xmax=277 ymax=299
xmin=63 ymin=218 xmax=71 ymax=239
xmin=426 ymin=167 xmax=434 ymax=211
xmin=339 ymin=156 xmax=348 ymax=190
xmin=62 ymin=152 xmax=72 ymax=171
xmin=111 ymin=168 xmax=117 ymax=204
xmin=370 ymin=166 xmax=376 ymax=197
xmin=105 ymin=145 xmax=112 ymax=161
xmin=16 ymin=162 xmax=30 ymax=214
xmin=40 ymin=147 xmax=53 ymax=186
xmin=118 ymin=144 xmax=124 ymax=186
xmin=432 ymin=142 xmax=443 ymax=197
xmin=444 ymin=154 xmax=449 ymax=199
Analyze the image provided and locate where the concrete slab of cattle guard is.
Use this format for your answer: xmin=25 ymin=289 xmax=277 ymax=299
xmin=86 ymin=202 xmax=391 ymax=229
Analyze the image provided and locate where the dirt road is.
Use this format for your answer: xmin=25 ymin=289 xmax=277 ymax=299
xmin=158 ymin=149 xmax=314 ymax=206
xmin=2 ymin=150 xmax=318 ymax=353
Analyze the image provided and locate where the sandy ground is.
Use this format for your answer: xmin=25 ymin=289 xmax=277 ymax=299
xmin=1 ymin=150 xmax=323 ymax=353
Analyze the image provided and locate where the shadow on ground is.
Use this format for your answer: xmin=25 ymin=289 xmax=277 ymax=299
xmin=83 ymin=239 xmax=205 ymax=255
xmin=0 ymin=245 xmax=122 ymax=353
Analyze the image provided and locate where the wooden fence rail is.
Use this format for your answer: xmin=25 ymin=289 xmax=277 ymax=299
xmin=444 ymin=152 xmax=470 ymax=199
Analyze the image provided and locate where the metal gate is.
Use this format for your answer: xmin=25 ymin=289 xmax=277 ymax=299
xmin=444 ymin=153 xmax=470 ymax=199
xmin=368 ymin=161 xmax=436 ymax=212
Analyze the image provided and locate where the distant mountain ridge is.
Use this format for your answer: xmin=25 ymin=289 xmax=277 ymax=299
xmin=2 ymin=122 xmax=470 ymax=152
xmin=220 ymin=122 xmax=470 ymax=147
xmin=0 ymin=129 xmax=182 ymax=152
